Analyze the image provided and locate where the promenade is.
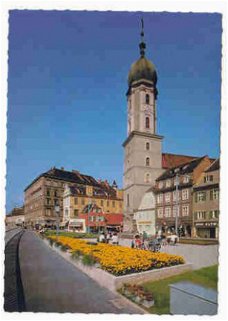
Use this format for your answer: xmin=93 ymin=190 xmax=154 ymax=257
xmin=19 ymin=231 xmax=144 ymax=313
xmin=119 ymin=238 xmax=218 ymax=270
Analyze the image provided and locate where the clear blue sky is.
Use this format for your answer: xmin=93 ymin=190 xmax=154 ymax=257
xmin=7 ymin=10 xmax=221 ymax=212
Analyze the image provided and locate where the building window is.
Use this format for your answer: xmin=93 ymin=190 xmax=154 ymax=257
xmin=146 ymin=142 xmax=150 ymax=150
xmin=165 ymin=207 xmax=171 ymax=217
xmin=81 ymin=198 xmax=85 ymax=205
xmin=54 ymin=190 xmax=58 ymax=197
xmin=195 ymin=211 xmax=206 ymax=220
xmin=54 ymin=199 xmax=59 ymax=206
xmin=182 ymin=205 xmax=189 ymax=216
xmin=127 ymin=194 xmax=130 ymax=207
xmin=46 ymin=198 xmax=51 ymax=205
xmin=74 ymin=197 xmax=78 ymax=205
xmin=74 ymin=209 xmax=79 ymax=217
xmin=195 ymin=191 xmax=206 ymax=202
xmin=210 ymin=189 xmax=219 ymax=200
xmin=100 ymin=200 xmax=104 ymax=206
xmin=145 ymin=117 xmax=150 ymax=129
xmin=157 ymin=208 xmax=163 ymax=218
xmin=107 ymin=200 xmax=110 ymax=207
xmin=157 ymin=194 xmax=163 ymax=204
xmin=112 ymin=201 xmax=115 ymax=207
xmin=182 ymin=189 xmax=189 ymax=200
xmin=209 ymin=210 xmax=219 ymax=219
xmin=145 ymin=173 xmax=151 ymax=183
xmin=158 ymin=181 xmax=163 ymax=189
xmin=166 ymin=179 xmax=171 ymax=188
xmin=204 ymin=175 xmax=213 ymax=183
xmin=146 ymin=157 xmax=150 ymax=166
xmin=165 ymin=193 xmax=171 ymax=203
xmin=46 ymin=189 xmax=50 ymax=196
xmin=65 ymin=209 xmax=69 ymax=218
xmin=183 ymin=175 xmax=190 ymax=183
xmin=145 ymin=94 xmax=150 ymax=104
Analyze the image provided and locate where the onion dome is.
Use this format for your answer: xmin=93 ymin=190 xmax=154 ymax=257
xmin=128 ymin=18 xmax=157 ymax=88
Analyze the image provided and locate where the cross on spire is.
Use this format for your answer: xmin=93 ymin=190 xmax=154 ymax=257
xmin=139 ymin=17 xmax=146 ymax=57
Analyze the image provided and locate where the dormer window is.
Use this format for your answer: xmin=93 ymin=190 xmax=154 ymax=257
xmin=183 ymin=175 xmax=190 ymax=183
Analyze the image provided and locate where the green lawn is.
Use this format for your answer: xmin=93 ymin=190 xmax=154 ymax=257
xmin=141 ymin=265 xmax=218 ymax=314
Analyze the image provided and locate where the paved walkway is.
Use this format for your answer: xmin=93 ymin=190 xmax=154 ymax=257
xmin=160 ymin=243 xmax=219 ymax=270
xmin=5 ymin=227 xmax=22 ymax=245
xmin=19 ymin=231 xmax=144 ymax=313
xmin=119 ymin=238 xmax=218 ymax=270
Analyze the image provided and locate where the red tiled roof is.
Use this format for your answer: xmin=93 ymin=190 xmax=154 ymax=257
xmin=162 ymin=153 xmax=198 ymax=169
xmin=78 ymin=212 xmax=123 ymax=226
xmin=106 ymin=213 xmax=123 ymax=225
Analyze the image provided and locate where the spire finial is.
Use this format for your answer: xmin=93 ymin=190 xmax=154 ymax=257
xmin=139 ymin=17 xmax=146 ymax=57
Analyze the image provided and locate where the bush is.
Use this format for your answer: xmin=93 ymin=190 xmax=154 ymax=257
xmin=60 ymin=244 xmax=70 ymax=252
xmin=55 ymin=241 xmax=62 ymax=247
xmin=82 ymin=254 xmax=96 ymax=266
xmin=71 ymin=250 xmax=82 ymax=260
xmin=48 ymin=238 xmax=54 ymax=247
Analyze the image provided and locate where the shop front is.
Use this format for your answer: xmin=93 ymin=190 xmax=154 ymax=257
xmin=195 ymin=222 xmax=218 ymax=239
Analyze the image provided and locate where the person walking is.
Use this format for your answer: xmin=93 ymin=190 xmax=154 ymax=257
xmin=112 ymin=232 xmax=119 ymax=245
xmin=99 ymin=232 xmax=105 ymax=243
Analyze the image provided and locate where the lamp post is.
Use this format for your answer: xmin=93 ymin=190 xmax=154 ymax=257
xmin=54 ymin=205 xmax=60 ymax=240
xmin=174 ymin=172 xmax=179 ymax=236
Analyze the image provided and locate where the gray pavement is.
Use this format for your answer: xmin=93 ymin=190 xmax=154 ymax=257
xmin=5 ymin=227 xmax=22 ymax=245
xmin=19 ymin=231 xmax=144 ymax=313
xmin=160 ymin=243 xmax=219 ymax=270
xmin=119 ymin=238 xmax=219 ymax=270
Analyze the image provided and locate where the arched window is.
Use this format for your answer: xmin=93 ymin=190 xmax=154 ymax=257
xmin=146 ymin=142 xmax=150 ymax=150
xmin=145 ymin=173 xmax=151 ymax=183
xmin=146 ymin=157 xmax=150 ymax=166
xmin=145 ymin=117 xmax=150 ymax=129
xmin=146 ymin=94 xmax=150 ymax=104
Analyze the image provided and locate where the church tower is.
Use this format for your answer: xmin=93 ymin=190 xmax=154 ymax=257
xmin=123 ymin=19 xmax=164 ymax=232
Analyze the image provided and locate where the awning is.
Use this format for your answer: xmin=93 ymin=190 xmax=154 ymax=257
xmin=69 ymin=222 xmax=83 ymax=227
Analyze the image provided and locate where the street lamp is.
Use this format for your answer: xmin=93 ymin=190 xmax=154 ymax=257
xmin=54 ymin=205 xmax=60 ymax=240
xmin=174 ymin=170 xmax=180 ymax=236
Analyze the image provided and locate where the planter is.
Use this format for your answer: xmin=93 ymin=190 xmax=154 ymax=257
xmin=134 ymin=296 xmax=142 ymax=304
xmin=43 ymin=236 xmax=192 ymax=293
xmin=142 ymin=299 xmax=155 ymax=308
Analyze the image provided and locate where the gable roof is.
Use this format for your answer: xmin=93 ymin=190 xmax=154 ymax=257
xmin=205 ymin=158 xmax=220 ymax=173
xmin=156 ymin=156 xmax=207 ymax=181
xmin=24 ymin=167 xmax=101 ymax=191
xmin=162 ymin=153 xmax=198 ymax=169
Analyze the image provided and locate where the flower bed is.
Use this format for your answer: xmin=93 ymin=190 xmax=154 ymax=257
xmin=120 ymin=283 xmax=155 ymax=308
xmin=47 ymin=236 xmax=185 ymax=276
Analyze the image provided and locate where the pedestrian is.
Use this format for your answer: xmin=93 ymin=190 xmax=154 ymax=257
xmin=106 ymin=232 xmax=111 ymax=244
xmin=112 ymin=232 xmax=119 ymax=245
xmin=99 ymin=232 xmax=105 ymax=243
xmin=135 ymin=235 xmax=142 ymax=249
